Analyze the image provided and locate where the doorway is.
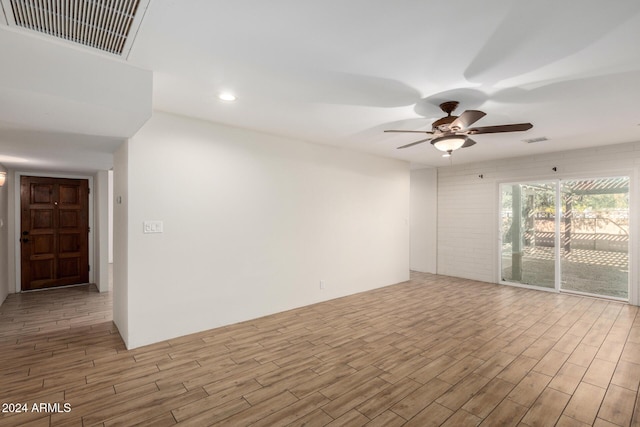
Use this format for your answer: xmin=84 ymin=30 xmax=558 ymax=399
xmin=500 ymin=176 xmax=629 ymax=300
xmin=20 ymin=176 xmax=90 ymax=291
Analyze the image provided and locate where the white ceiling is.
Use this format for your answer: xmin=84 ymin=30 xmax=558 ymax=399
xmin=2 ymin=0 xmax=640 ymax=171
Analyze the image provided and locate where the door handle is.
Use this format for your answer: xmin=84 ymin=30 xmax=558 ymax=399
xmin=21 ymin=238 xmax=29 ymax=243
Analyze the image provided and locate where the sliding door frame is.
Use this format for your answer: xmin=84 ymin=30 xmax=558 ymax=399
xmin=498 ymin=180 xmax=560 ymax=293
xmin=497 ymin=170 xmax=636 ymax=303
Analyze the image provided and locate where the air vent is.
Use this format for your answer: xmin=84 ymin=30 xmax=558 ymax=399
xmin=1 ymin=0 xmax=148 ymax=57
xmin=522 ymin=136 xmax=549 ymax=143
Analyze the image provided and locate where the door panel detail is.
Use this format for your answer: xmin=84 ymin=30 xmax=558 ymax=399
xmin=20 ymin=176 xmax=89 ymax=291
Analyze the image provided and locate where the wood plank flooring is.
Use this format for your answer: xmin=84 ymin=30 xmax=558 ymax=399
xmin=1 ymin=271 xmax=640 ymax=426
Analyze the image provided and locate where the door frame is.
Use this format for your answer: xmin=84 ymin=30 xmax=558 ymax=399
xmin=497 ymin=179 xmax=560 ymax=293
xmin=497 ymin=170 xmax=636 ymax=303
xmin=14 ymin=172 xmax=94 ymax=292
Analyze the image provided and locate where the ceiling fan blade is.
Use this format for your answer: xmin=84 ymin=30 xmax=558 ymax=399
xmin=467 ymin=123 xmax=533 ymax=134
xmin=384 ymin=130 xmax=433 ymax=134
xmin=450 ymin=110 xmax=486 ymax=130
xmin=461 ymin=137 xmax=476 ymax=148
xmin=397 ymin=137 xmax=432 ymax=149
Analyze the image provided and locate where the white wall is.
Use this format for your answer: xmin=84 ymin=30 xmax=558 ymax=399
xmin=0 ymin=164 xmax=8 ymax=306
xmin=437 ymin=141 xmax=640 ymax=305
xmin=109 ymin=170 xmax=114 ymax=264
xmin=7 ymin=171 xmax=16 ymax=294
xmin=410 ymin=168 xmax=437 ymax=273
xmin=115 ymin=111 xmax=410 ymax=349
xmin=94 ymin=170 xmax=109 ymax=292
xmin=113 ymin=143 xmax=129 ymax=343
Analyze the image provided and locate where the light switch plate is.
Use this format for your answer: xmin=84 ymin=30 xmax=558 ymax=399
xmin=143 ymin=220 xmax=163 ymax=233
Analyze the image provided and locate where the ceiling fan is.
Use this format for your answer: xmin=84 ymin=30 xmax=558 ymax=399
xmin=385 ymin=101 xmax=533 ymax=156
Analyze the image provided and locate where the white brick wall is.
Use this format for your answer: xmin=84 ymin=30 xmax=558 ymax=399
xmin=436 ymin=140 xmax=640 ymax=305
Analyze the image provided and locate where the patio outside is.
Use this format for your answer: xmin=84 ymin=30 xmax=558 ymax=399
xmin=501 ymin=177 xmax=629 ymax=299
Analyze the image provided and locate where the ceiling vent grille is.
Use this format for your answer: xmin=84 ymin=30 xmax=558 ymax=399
xmin=1 ymin=0 xmax=146 ymax=57
xmin=522 ymin=136 xmax=549 ymax=144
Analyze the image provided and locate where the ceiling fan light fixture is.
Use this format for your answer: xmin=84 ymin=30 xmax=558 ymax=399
xmin=432 ymin=135 xmax=466 ymax=152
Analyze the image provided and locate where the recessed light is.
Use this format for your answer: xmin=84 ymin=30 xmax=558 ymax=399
xmin=218 ymin=92 xmax=237 ymax=102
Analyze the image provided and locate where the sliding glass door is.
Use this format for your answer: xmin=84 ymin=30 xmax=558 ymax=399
xmin=560 ymin=178 xmax=629 ymax=299
xmin=501 ymin=182 xmax=556 ymax=289
xmin=500 ymin=177 xmax=629 ymax=300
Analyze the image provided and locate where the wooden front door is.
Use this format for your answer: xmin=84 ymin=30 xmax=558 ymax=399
xmin=20 ymin=176 xmax=89 ymax=291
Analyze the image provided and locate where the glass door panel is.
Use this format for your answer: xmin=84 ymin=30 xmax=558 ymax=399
xmin=560 ymin=177 xmax=629 ymax=299
xmin=500 ymin=182 xmax=556 ymax=289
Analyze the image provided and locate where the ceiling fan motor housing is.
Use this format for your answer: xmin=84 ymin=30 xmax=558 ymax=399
xmin=432 ymin=101 xmax=460 ymax=132
xmin=432 ymin=116 xmax=457 ymax=132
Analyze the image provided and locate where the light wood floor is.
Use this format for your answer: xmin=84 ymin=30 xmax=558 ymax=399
xmin=1 ymin=272 xmax=640 ymax=426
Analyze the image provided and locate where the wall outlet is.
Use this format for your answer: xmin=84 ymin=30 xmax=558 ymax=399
xmin=319 ymin=280 xmax=325 ymax=290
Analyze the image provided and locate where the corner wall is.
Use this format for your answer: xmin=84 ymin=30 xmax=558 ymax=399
xmin=0 ymin=164 xmax=8 ymax=306
xmin=113 ymin=143 xmax=129 ymax=343
xmin=116 ymin=112 xmax=410 ymax=349
xmin=94 ymin=170 xmax=109 ymax=292
xmin=437 ymin=141 xmax=640 ymax=305
xmin=410 ymin=168 xmax=437 ymax=273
